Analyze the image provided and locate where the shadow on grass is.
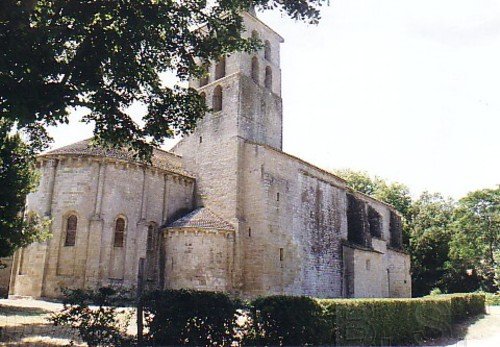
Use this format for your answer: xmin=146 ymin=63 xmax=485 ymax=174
xmin=0 ymin=304 xmax=52 ymax=317
xmin=0 ymin=321 xmax=82 ymax=346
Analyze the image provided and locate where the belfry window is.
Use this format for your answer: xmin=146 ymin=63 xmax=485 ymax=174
xmin=265 ymin=66 xmax=273 ymax=89
xmin=251 ymin=57 xmax=259 ymax=84
xmin=264 ymin=40 xmax=272 ymax=61
xmin=215 ymin=56 xmax=226 ymax=80
xmin=114 ymin=217 xmax=126 ymax=248
xmin=64 ymin=215 xmax=77 ymax=247
xmin=213 ymin=85 xmax=223 ymax=111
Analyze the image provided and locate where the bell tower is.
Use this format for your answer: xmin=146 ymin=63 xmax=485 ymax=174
xmin=185 ymin=10 xmax=285 ymax=150
xmin=172 ymin=10 xmax=284 ymax=222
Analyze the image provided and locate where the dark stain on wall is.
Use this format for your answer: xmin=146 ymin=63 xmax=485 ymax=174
xmin=389 ymin=211 xmax=403 ymax=249
xmin=368 ymin=206 xmax=382 ymax=239
xmin=346 ymin=194 xmax=372 ymax=248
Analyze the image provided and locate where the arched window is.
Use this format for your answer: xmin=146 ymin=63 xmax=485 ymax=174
xmin=215 ymin=56 xmax=226 ymax=80
xmin=264 ymin=40 xmax=272 ymax=61
xmin=251 ymin=57 xmax=259 ymax=84
xmin=265 ymin=66 xmax=273 ymax=89
xmin=114 ymin=217 xmax=126 ymax=248
xmin=147 ymin=224 xmax=155 ymax=251
xmin=64 ymin=215 xmax=77 ymax=247
xmin=212 ymin=85 xmax=223 ymax=111
xmin=252 ymin=30 xmax=259 ymax=40
xmin=200 ymin=92 xmax=206 ymax=105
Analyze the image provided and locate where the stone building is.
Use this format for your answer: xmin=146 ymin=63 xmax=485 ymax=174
xmin=5 ymin=10 xmax=411 ymax=299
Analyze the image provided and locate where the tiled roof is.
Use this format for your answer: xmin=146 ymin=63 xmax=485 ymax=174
xmin=166 ymin=208 xmax=235 ymax=231
xmin=41 ymin=139 xmax=192 ymax=177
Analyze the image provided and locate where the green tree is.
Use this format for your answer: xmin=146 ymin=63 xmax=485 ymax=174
xmin=0 ymin=120 xmax=51 ymax=261
xmin=407 ymin=192 xmax=468 ymax=296
xmin=1 ymin=0 xmax=326 ymax=158
xmin=450 ymin=187 xmax=500 ymax=292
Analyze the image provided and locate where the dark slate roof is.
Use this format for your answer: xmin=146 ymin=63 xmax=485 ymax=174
xmin=41 ymin=139 xmax=192 ymax=177
xmin=166 ymin=208 xmax=235 ymax=231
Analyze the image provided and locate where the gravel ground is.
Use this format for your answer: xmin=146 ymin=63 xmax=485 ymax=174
xmin=428 ymin=306 xmax=500 ymax=347
xmin=1 ymin=298 xmax=499 ymax=346
xmin=0 ymin=298 xmax=136 ymax=346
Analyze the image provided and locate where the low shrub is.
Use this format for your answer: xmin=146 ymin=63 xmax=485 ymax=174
xmin=142 ymin=289 xmax=240 ymax=346
xmin=247 ymin=295 xmax=329 ymax=345
xmin=49 ymin=287 xmax=132 ymax=347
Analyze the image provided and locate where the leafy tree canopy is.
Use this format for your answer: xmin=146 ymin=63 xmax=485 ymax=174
xmin=0 ymin=120 xmax=51 ymax=259
xmin=450 ymin=186 xmax=500 ymax=292
xmin=1 ymin=0 xmax=327 ymax=157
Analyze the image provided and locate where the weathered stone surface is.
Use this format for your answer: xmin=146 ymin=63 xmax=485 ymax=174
xmin=8 ymin=11 xmax=411 ymax=299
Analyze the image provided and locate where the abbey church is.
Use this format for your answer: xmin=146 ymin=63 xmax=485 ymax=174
xmin=2 ymin=10 xmax=411 ymax=299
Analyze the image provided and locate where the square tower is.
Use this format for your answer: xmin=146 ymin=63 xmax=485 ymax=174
xmin=187 ymin=11 xmax=285 ymax=150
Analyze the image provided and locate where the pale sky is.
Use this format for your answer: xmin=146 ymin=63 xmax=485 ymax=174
xmin=48 ymin=0 xmax=500 ymax=199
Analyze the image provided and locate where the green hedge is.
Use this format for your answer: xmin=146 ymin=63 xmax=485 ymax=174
xmin=142 ymin=291 xmax=485 ymax=346
xmin=248 ymin=296 xmax=329 ymax=345
xmin=142 ymin=289 xmax=240 ymax=346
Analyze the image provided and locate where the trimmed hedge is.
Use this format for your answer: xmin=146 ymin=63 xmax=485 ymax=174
xmin=248 ymin=296 xmax=329 ymax=345
xmin=142 ymin=289 xmax=240 ymax=346
xmin=142 ymin=291 xmax=485 ymax=346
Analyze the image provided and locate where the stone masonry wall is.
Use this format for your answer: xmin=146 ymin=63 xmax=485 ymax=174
xmin=163 ymin=229 xmax=235 ymax=292
xmin=241 ymin=140 xmax=349 ymax=298
xmin=240 ymin=140 xmax=411 ymax=298
xmin=9 ymin=156 xmax=195 ymax=298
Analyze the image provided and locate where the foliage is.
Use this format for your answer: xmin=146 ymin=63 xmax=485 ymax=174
xmin=481 ymin=291 xmax=500 ymax=306
xmin=248 ymin=295 xmax=328 ymax=345
xmin=0 ymin=120 xmax=51 ymax=259
xmin=318 ymin=294 xmax=484 ymax=346
xmin=429 ymin=287 xmax=443 ymax=296
xmin=0 ymin=0 xmax=327 ymax=158
xmin=450 ymin=187 xmax=500 ymax=292
xmin=142 ymin=289 xmax=240 ymax=346
xmin=408 ymin=192 xmax=470 ymax=297
xmin=49 ymin=287 xmax=133 ymax=347
xmin=139 ymin=290 xmax=484 ymax=346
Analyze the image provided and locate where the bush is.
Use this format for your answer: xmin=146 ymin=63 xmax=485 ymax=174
xmin=142 ymin=289 xmax=240 ymax=346
xmin=49 ymin=287 xmax=132 ymax=347
xmin=247 ymin=295 xmax=329 ymax=345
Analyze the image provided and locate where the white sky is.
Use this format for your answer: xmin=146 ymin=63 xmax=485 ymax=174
xmin=48 ymin=0 xmax=500 ymax=199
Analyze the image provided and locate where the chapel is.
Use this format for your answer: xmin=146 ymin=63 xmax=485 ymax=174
xmin=3 ymin=10 xmax=411 ymax=299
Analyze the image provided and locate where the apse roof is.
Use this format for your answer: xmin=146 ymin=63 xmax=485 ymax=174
xmin=40 ymin=139 xmax=192 ymax=177
xmin=166 ymin=208 xmax=235 ymax=231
